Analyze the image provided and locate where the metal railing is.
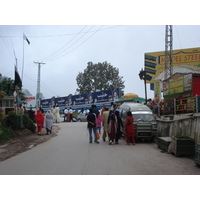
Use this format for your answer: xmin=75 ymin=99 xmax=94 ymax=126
xmin=148 ymin=96 xmax=200 ymax=116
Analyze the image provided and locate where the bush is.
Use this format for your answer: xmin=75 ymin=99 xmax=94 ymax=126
xmin=5 ymin=112 xmax=20 ymax=130
xmin=5 ymin=112 xmax=36 ymax=132
xmin=0 ymin=126 xmax=14 ymax=143
xmin=23 ymin=115 xmax=36 ymax=132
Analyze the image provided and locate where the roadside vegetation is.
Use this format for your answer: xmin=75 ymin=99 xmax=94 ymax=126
xmin=0 ymin=112 xmax=36 ymax=144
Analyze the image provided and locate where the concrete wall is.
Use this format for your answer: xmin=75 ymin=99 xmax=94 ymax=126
xmin=157 ymin=114 xmax=200 ymax=143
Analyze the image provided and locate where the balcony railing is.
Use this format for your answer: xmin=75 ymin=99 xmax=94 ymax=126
xmin=148 ymin=96 xmax=200 ymax=116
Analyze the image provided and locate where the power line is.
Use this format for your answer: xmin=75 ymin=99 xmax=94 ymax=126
xmin=174 ymin=25 xmax=182 ymax=49
xmin=42 ymin=25 xmax=97 ymax=62
xmin=0 ymin=28 xmax=15 ymax=61
xmin=44 ymin=25 xmax=104 ymax=62
xmin=38 ymin=25 xmax=90 ymax=62
xmin=0 ymin=25 xmax=122 ymax=38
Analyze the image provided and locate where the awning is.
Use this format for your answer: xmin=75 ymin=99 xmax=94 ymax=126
xmin=122 ymin=93 xmax=139 ymax=98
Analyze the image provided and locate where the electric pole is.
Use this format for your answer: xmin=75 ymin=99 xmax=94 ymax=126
xmin=34 ymin=61 xmax=46 ymax=108
xmin=164 ymin=25 xmax=173 ymax=80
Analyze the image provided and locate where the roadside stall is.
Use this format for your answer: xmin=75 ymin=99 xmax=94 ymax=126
xmin=162 ymin=73 xmax=200 ymax=115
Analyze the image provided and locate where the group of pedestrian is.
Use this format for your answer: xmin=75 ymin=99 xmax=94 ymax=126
xmin=87 ymin=103 xmax=136 ymax=145
xmin=27 ymin=106 xmax=55 ymax=136
xmin=63 ymin=107 xmax=73 ymax=122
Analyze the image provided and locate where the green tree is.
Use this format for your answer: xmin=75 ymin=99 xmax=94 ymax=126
xmin=0 ymin=74 xmax=26 ymax=103
xmin=0 ymin=76 xmax=15 ymax=96
xmin=76 ymin=61 xmax=125 ymax=95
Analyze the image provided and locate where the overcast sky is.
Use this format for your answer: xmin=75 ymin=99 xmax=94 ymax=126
xmin=1 ymin=1 xmax=200 ymax=101
xmin=1 ymin=0 xmax=199 ymax=195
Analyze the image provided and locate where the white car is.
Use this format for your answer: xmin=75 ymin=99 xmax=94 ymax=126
xmin=77 ymin=110 xmax=88 ymax=122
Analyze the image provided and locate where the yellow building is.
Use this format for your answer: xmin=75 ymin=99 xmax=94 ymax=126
xmin=144 ymin=47 xmax=200 ymax=84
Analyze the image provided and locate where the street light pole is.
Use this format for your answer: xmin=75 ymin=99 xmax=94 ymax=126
xmin=139 ymin=69 xmax=148 ymax=104
xmin=144 ymin=77 xmax=147 ymax=104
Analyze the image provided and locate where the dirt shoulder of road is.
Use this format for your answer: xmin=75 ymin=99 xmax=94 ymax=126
xmin=0 ymin=125 xmax=59 ymax=162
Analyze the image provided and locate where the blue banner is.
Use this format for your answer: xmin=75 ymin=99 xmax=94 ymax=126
xmin=40 ymin=88 xmax=120 ymax=110
xmin=73 ymin=94 xmax=88 ymax=106
xmin=40 ymin=98 xmax=51 ymax=109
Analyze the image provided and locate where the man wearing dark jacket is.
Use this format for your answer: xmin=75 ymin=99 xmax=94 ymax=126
xmin=87 ymin=108 xmax=99 ymax=143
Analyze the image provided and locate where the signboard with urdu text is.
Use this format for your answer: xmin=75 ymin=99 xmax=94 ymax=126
xmin=40 ymin=88 xmax=120 ymax=110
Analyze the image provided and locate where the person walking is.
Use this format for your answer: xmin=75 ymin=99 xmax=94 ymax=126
xmin=125 ymin=111 xmax=136 ymax=145
xmin=28 ymin=107 xmax=35 ymax=122
xmin=35 ymin=109 xmax=44 ymax=136
xmin=95 ymin=111 xmax=102 ymax=136
xmin=69 ymin=107 xmax=73 ymax=122
xmin=87 ymin=108 xmax=99 ymax=143
xmin=109 ymin=102 xmax=114 ymax=111
xmin=115 ymin=110 xmax=123 ymax=144
xmin=55 ymin=105 xmax=60 ymax=123
xmin=102 ymin=107 xmax=109 ymax=141
xmin=116 ymin=103 xmax=121 ymax=112
xmin=51 ymin=105 xmax=57 ymax=123
xmin=44 ymin=110 xmax=54 ymax=135
xmin=39 ymin=106 xmax=44 ymax=114
xmin=107 ymin=110 xmax=118 ymax=145
xmin=63 ymin=107 xmax=68 ymax=122
xmin=101 ymin=104 xmax=106 ymax=115
xmin=92 ymin=104 xmax=98 ymax=115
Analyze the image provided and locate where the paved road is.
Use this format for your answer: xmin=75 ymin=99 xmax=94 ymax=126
xmin=0 ymin=122 xmax=200 ymax=175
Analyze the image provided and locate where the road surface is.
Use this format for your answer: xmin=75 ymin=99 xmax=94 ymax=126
xmin=0 ymin=122 xmax=199 ymax=175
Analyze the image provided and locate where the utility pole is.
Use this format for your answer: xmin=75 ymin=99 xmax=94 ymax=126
xmin=164 ymin=25 xmax=173 ymax=80
xmin=34 ymin=61 xmax=46 ymax=108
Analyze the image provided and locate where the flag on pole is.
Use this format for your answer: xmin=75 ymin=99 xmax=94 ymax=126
xmin=23 ymin=33 xmax=30 ymax=45
xmin=14 ymin=65 xmax=22 ymax=89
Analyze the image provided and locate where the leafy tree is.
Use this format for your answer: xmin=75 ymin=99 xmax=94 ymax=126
xmin=76 ymin=61 xmax=125 ymax=95
xmin=0 ymin=76 xmax=15 ymax=96
xmin=0 ymin=74 xmax=26 ymax=103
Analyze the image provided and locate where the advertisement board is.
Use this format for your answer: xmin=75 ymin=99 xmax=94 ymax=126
xmin=163 ymin=73 xmax=192 ymax=96
xmin=144 ymin=47 xmax=200 ymax=83
xmin=169 ymin=76 xmax=184 ymax=94
xmin=40 ymin=98 xmax=52 ymax=109
xmin=40 ymin=88 xmax=120 ymax=110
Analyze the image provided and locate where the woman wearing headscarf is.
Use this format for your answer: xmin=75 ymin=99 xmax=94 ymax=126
xmin=35 ymin=109 xmax=44 ymax=136
xmin=44 ymin=110 xmax=54 ymax=135
xmin=125 ymin=111 xmax=136 ymax=145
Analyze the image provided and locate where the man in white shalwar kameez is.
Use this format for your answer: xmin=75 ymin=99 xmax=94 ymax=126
xmin=55 ymin=105 xmax=60 ymax=123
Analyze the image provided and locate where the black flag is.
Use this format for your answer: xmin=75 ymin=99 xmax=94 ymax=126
xmin=23 ymin=33 xmax=30 ymax=45
xmin=14 ymin=65 xmax=22 ymax=89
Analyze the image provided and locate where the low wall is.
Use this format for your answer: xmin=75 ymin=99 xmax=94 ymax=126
xmin=156 ymin=114 xmax=200 ymax=143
